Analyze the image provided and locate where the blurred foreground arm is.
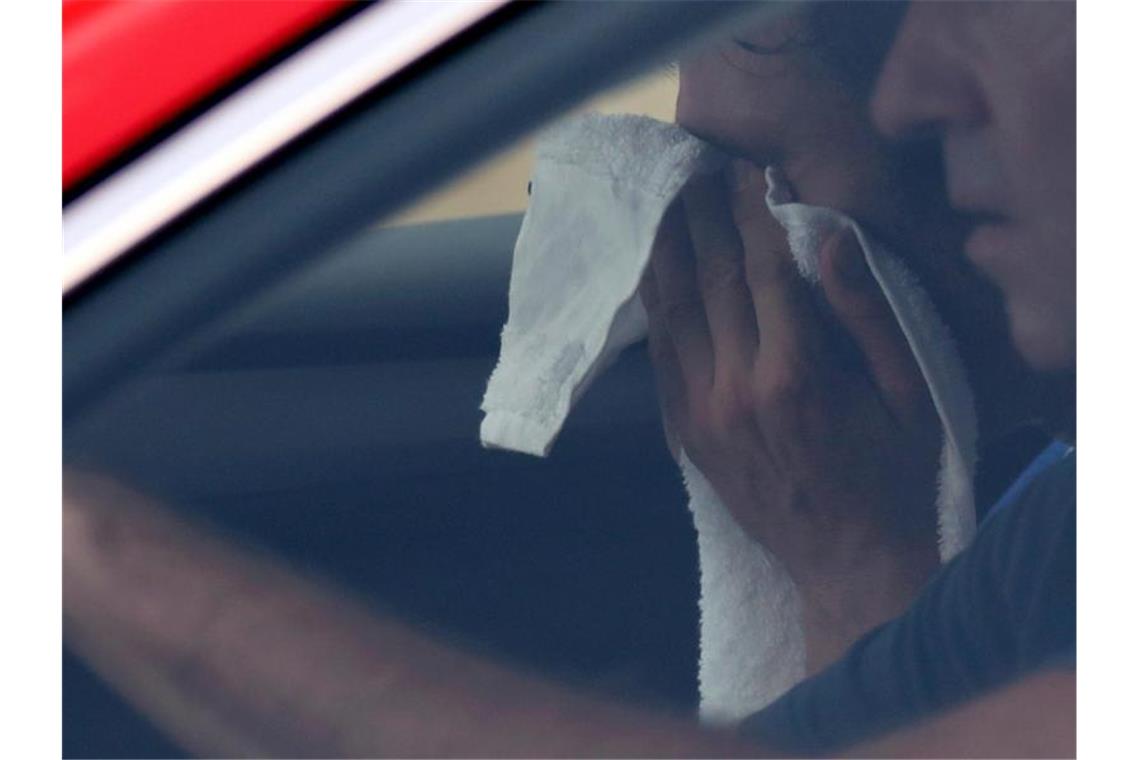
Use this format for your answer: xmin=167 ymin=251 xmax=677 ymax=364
xmin=848 ymin=668 xmax=1075 ymax=759
xmin=65 ymin=470 xmax=1075 ymax=757
xmin=62 ymin=471 xmax=759 ymax=758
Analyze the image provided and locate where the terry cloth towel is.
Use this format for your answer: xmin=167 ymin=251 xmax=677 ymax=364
xmin=479 ymin=113 xmax=978 ymax=723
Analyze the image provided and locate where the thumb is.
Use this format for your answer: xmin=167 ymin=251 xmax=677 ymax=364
xmin=820 ymin=228 xmax=931 ymax=424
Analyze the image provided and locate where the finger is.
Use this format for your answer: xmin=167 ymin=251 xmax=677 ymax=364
xmin=729 ymin=161 xmax=825 ymax=363
xmin=681 ymin=172 xmax=759 ymax=377
xmin=639 ymin=268 xmax=686 ymax=459
xmin=650 ymin=200 xmax=714 ymax=394
xmin=819 ymin=227 xmax=933 ymax=424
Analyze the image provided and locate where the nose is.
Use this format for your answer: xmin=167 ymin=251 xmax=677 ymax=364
xmin=871 ymin=3 xmax=988 ymax=140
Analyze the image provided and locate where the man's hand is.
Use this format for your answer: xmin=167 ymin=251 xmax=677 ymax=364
xmin=639 ymin=162 xmax=942 ymax=673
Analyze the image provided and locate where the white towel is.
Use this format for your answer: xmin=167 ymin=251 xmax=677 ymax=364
xmin=480 ymin=113 xmax=978 ymax=723
xmin=480 ymin=114 xmax=726 ymax=454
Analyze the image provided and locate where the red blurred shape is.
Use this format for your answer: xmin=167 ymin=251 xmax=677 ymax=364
xmin=63 ymin=0 xmax=349 ymax=191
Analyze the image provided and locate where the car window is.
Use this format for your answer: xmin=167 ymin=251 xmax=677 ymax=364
xmin=64 ymin=3 xmax=1068 ymax=755
xmin=386 ymin=69 xmax=678 ymax=226
xmin=65 ymin=45 xmax=697 ymax=758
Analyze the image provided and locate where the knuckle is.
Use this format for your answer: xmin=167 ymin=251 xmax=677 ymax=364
xmin=661 ymin=298 xmax=705 ymax=331
xmin=755 ymin=358 xmax=813 ymax=408
xmin=682 ymin=378 xmax=755 ymax=452
xmin=707 ymin=380 xmax=752 ymax=433
xmin=697 ymin=252 xmax=745 ymax=296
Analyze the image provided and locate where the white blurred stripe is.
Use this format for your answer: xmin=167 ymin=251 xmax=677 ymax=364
xmin=63 ymin=0 xmax=507 ymax=295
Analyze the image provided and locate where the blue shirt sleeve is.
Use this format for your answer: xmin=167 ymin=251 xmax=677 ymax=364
xmin=738 ymin=450 xmax=1075 ymax=754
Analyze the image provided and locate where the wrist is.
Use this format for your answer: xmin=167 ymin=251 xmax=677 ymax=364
xmin=796 ymin=538 xmax=938 ymax=676
xmin=63 ymin=472 xmax=245 ymax=665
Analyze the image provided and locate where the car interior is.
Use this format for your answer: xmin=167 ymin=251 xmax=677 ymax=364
xmin=61 ymin=4 xmax=1055 ymax=756
xmin=62 ymin=29 xmax=711 ymax=752
xmin=65 ymin=211 xmax=711 ymax=757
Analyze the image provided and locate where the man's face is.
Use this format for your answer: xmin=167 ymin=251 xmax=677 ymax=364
xmin=677 ymin=11 xmax=899 ymax=232
xmin=872 ymin=1 xmax=1076 ymax=372
xmin=675 ymin=6 xmax=1045 ymax=437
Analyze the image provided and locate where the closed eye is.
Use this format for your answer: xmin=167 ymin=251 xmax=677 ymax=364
xmin=731 ymin=27 xmax=816 ymax=57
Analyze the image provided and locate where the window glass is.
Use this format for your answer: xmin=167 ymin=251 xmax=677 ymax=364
xmin=387 ymin=69 xmax=678 ymax=226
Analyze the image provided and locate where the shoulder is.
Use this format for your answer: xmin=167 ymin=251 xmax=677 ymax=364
xmin=984 ymin=446 xmax=1074 ymax=665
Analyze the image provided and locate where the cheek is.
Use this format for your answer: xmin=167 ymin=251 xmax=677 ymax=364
xmin=1006 ymin=291 xmax=1076 ymax=372
xmin=985 ymin=233 xmax=1076 ymax=371
xmin=1005 ymin=182 xmax=1076 ymax=371
xmin=1000 ymin=117 xmax=1075 ymax=251
xmin=780 ymin=136 xmax=897 ymax=228
xmin=991 ymin=42 xmax=1076 ymax=269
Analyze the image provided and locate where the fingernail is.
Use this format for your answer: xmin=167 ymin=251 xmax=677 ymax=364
xmin=832 ymin=230 xmax=871 ymax=288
